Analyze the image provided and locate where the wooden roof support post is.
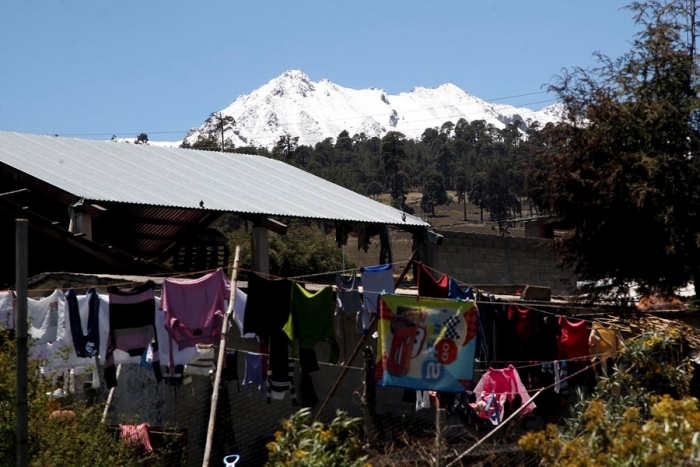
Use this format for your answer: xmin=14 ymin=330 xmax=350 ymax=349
xmin=250 ymin=216 xmax=286 ymax=275
xmin=251 ymin=225 xmax=269 ymax=274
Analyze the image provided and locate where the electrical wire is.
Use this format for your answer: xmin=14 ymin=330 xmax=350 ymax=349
xmin=178 ymin=96 xmax=560 ymax=146
xmin=49 ymin=91 xmax=559 ymax=141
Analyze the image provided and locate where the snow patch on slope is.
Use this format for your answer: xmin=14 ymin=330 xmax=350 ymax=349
xmin=185 ymin=70 xmax=562 ymax=149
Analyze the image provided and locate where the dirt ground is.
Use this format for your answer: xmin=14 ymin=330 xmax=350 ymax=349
xmin=343 ymin=191 xmax=537 ymax=270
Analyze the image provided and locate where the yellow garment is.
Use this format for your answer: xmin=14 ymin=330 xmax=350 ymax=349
xmin=589 ymin=323 xmax=624 ymax=362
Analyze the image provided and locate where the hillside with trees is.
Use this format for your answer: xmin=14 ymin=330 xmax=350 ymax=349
xmin=184 ymin=0 xmax=700 ymax=304
xmin=182 ymin=114 xmax=547 ymax=228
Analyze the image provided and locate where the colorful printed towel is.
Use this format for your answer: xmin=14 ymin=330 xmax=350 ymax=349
xmin=375 ymin=294 xmax=478 ymax=392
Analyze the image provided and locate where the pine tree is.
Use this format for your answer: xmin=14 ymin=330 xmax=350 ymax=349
xmin=528 ymin=0 xmax=700 ymax=297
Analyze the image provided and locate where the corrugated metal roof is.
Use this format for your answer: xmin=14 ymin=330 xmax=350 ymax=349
xmin=0 ymin=131 xmax=428 ymax=227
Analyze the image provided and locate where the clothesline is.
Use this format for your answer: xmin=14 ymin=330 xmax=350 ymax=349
xmin=491 ymin=361 xmax=597 ymax=397
xmin=2 ymin=293 xmax=627 ymax=342
xmin=2 ymin=253 xmax=687 ymax=314
xmin=287 ymin=259 xmax=410 ymax=280
xmin=7 ymin=259 xmax=402 ymax=293
xmin=475 ymin=350 xmax=623 ymax=369
xmin=531 ymin=361 xmax=596 ymax=395
xmin=223 ymin=347 xmax=365 ymax=371
xmin=3 ymin=261 xmax=639 ymax=422
xmin=2 ymin=259 xmax=665 ymax=323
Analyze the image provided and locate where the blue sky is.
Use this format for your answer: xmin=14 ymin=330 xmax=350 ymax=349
xmin=1 ymin=0 xmax=636 ymax=141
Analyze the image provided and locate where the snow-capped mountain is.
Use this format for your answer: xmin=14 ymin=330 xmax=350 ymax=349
xmin=184 ymin=70 xmax=563 ymax=149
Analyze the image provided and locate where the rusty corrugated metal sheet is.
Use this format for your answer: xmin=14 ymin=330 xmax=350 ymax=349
xmin=94 ymin=205 xmax=215 ymax=256
xmin=0 ymin=131 xmax=428 ymax=227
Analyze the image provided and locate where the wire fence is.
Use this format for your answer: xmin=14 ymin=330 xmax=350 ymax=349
xmin=16 ymin=257 xmax=569 ymax=467
xmin=97 ymin=356 xmax=546 ymax=467
xmin=91 ymin=309 xmax=555 ymax=467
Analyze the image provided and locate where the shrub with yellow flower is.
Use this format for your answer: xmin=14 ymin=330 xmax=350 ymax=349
xmin=265 ymin=408 xmax=367 ymax=467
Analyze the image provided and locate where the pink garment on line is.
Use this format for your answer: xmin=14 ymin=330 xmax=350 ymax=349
xmin=162 ymin=269 xmax=228 ymax=349
xmin=471 ymin=364 xmax=535 ymax=421
xmin=120 ymin=423 xmax=153 ymax=455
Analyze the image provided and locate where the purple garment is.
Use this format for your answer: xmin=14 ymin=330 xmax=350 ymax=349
xmin=243 ymin=352 xmax=265 ymax=398
xmin=360 ymin=264 xmax=395 ymax=314
xmin=162 ymin=269 xmax=228 ymax=349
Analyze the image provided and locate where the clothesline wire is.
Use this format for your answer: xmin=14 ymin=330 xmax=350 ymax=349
xmin=287 ymin=259 xmax=409 ymax=280
xmin=9 ymin=267 xmax=226 ymax=294
xmin=475 ymin=350 xmax=622 ymax=370
xmin=223 ymin=347 xmax=364 ymax=371
xmin=527 ymin=361 xmax=597 ymax=395
xmin=174 ymin=346 xmax=601 ymax=386
xmin=235 ymin=267 xmax=285 ymax=281
xmin=6 ymin=261 xmax=665 ymax=322
xmin=468 ymin=361 xmax=597 ymax=399
xmin=419 ymin=262 xmax=653 ymax=316
xmin=523 ymin=303 xmax=608 ymax=325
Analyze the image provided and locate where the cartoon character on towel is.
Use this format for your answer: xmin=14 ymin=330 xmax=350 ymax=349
xmin=387 ymin=313 xmax=427 ymax=377
xmin=386 ymin=304 xmax=470 ymax=378
xmin=376 ymin=295 xmax=478 ymax=392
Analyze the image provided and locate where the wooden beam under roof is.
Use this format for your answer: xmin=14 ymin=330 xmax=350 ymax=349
xmin=0 ymin=162 xmax=104 ymax=218
xmin=0 ymin=196 xmax=172 ymax=273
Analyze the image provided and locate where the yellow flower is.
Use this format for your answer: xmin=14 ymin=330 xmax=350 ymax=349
xmin=274 ymin=431 xmax=283 ymax=441
xmin=321 ymin=429 xmax=333 ymax=440
xmin=295 ymin=449 xmax=306 ymax=458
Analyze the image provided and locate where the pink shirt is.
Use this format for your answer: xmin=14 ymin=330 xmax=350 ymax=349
xmin=471 ymin=365 xmax=535 ymax=421
xmin=120 ymin=423 xmax=153 ymax=455
xmin=162 ymin=269 xmax=228 ymax=349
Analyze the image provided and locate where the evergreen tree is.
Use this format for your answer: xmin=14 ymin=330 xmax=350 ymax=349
xmin=272 ymin=134 xmax=299 ymax=160
xmin=206 ymin=112 xmax=236 ymax=151
xmin=420 ymin=171 xmax=449 ymax=217
xmin=335 ymin=130 xmax=353 ymax=152
xmin=455 ymin=171 xmax=469 ymax=221
xmin=380 ymin=131 xmax=408 ymax=207
xmin=528 ymin=0 xmax=700 ymax=297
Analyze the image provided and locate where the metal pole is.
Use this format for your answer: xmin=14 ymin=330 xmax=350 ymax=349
xmin=15 ymin=219 xmax=28 ymax=467
xmin=202 ymin=246 xmax=241 ymax=467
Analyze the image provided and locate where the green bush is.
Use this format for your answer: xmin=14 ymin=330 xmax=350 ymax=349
xmin=520 ymin=329 xmax=697 ymax=466
xmin=265 ymin=408 xmax=369 ymax=467
xmin=0 ymin=328 xmax=148 ymax=466
xmin=222 ymin=220 xmax=356 ymax=278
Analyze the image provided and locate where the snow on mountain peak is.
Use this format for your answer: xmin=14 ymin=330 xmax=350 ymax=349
xmin=185 ymin=70 xmax=562 ymax=149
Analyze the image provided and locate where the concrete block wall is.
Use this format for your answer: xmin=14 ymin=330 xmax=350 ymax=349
xmin=434 ymin=231 xmax=575 ymax=296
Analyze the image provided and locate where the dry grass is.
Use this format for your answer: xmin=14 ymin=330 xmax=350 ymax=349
xmin=345 ymin=192 xmax=535 ymax=269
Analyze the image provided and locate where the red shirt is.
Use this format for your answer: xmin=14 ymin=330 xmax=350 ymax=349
xmin=557 ymin=317 xmax=589 ymax=361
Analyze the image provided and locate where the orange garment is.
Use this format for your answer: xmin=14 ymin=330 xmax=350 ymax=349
xmin=589 ymin=323 xmax=624 ymax=362
xmin=637 ymin=294 xmax=686 ymax=312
